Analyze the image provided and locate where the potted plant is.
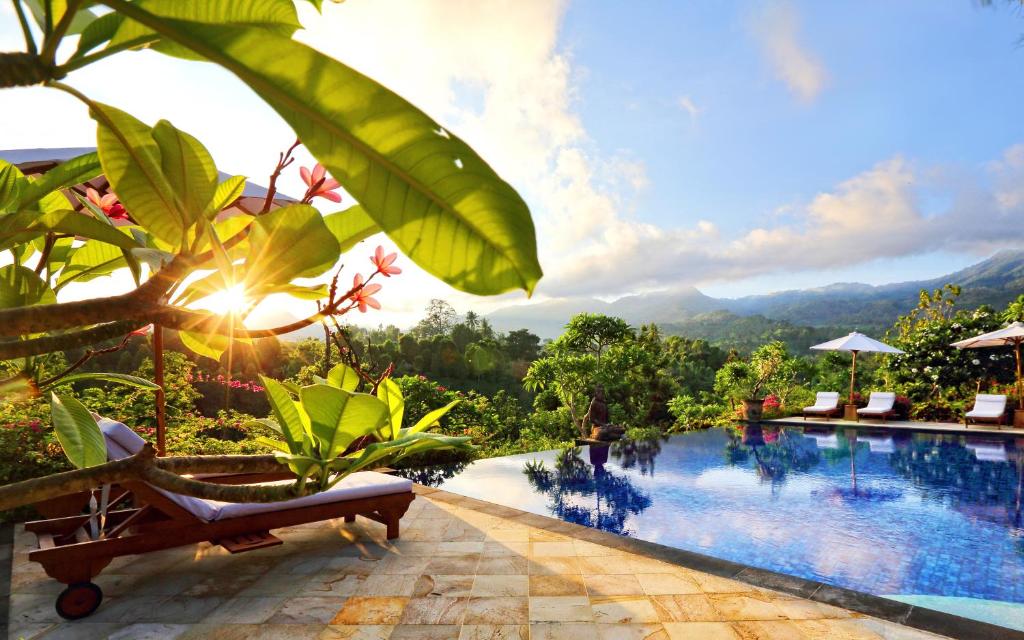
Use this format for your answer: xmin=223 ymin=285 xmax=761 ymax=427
xmin=716 ymin=361 xmax=769 ymax=421
xmin=715 ymin=342 xmax=794 ymax=422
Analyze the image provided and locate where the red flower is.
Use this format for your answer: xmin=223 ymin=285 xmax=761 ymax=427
xmin=86 ymin=187 xmax=128 ymax=219
xmin=370 ymin=245 xmax=402 ymax=277
xmin=128 ymin=324 xmax=152 ymax=337
xmin=349 ymin=273 xmax=382 ymax=313
xmin=299 ymin=163 xmax=342 ymax=203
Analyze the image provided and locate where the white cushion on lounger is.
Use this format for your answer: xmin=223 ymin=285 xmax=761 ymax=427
xmin=96 ymin=416 xmax=221 ymax=522
xmin=97 ymin=416 xmax=147 ymax=455
xmin=207 ymin=472 xmax=413 ymax=521
xmin=93 ymin=415 xmax=412 ymax=523
xmin=857 ymin=392 xmax=895 ymax=415
xmin=804 ymin=392 xmax=840 ymax=413
xmin=966 ymin=394 xmax=1007 ymax=419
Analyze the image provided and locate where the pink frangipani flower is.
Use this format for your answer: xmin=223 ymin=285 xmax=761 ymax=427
xmin=300 ymin=163 xmax=342 ymax=203
xmin=349 ymin=273 xmax=382 ymax=313
xmin=370 ymin=245 xmax=402 ymax=277
xmin=86 ymin=187 xmax=128 ymax=220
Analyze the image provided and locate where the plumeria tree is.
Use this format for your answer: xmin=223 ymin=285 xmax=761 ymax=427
xmin=0 ymin=0 xmax=542 ymax=511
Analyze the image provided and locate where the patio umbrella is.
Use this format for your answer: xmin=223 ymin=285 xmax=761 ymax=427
xmin=810 ymin=332 xmax=904 ymax=405
xmin=951 ymin=321 xmax=1024 ymax=410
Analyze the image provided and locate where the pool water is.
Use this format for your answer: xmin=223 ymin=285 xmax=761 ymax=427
xmin=402 ymin=425 xmax=1024 ymax=631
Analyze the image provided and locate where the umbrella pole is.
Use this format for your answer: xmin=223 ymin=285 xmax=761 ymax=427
xmin=849 ymin=350 xmax=858 ymax=404
xmin=154 ymin=324 xmax=167 ymax=456
xmin=1016 ymin=339 xmax=1023 ymax=411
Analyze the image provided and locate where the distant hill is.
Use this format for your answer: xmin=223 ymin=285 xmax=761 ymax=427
xmin=487 ymin=250 xmax=1024 ymax=342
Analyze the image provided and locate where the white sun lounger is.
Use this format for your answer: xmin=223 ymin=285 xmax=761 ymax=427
xmin=25 ymin=417 xmax=416 ymax=620
xmin=965 ymin=394 xmax=1008 ymax=428
xmin=857 ymin=392 xmax=896 ymax=423
xmin=802 ymin=392 xmax=841 ymax=420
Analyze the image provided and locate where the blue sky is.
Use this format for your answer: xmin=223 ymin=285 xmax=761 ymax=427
xmin=556 ymin=1 xmax=1024 ymax=296
xmin=2 ymin=1 xmax=1023 ymax=325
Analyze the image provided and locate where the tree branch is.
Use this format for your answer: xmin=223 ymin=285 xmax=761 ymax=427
xmin=0 ymin=446 xmax=308 ymax=512
xmin=261 ymin=138 xmax=300 ymax=214
xmin=0 ymin=321 xmax=146 ymax=360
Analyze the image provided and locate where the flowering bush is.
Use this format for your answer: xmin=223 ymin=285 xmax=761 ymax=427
xmin=882 ymin=301 xmax=1011 ymax=416
xmin=191 ymin=371 xmax=270 ymax=418
xmin=0 ymin=401 xmax=71 ymax=522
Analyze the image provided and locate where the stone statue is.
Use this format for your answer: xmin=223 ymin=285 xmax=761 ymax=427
xmin=585 ymin=385 xmax=625 ymax=441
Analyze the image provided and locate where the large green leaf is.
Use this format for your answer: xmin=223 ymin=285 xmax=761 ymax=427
xmin=56 ymin=241 xmax=126 ymax=289
xmin=46 ymin=372 xmax=161 ymax=391
xmin=91 ymin=102 xmax=187 ymax=246
xmin=74 ymin=11 xmax=127 ymax=58
xmin=375 ymin=377 xmax=404 ymax=441
xmin=323 ymin=205 xmax=379 ymax=254
xmin=300 ymin=384 xmax=387 ymax=459
xmin=151 ymin=120 xmax=218 ymax=229
xmin=261 ymin=376 xmax=310 ymax=455
xmin=178 ymin=329 xmax=230 ymax=362
xmin=326 ymin=363 xmax=360 ymax=392
xmin=108 ymin=0 xmax=301 ymax=61
xmin=0 ymin=160 xmax=26 ymax=213
xmin=405 ymin=399 xmax=460 ymax=436
xmin=49 ymin=393 xmax=107 ymax=469
xmin=0 ymin=265 xmax=56 ymax=308
xmin=246 ymin=204 xmax=340 ymax=286
xmin=114 ymin=10 xmax=542 ymax=295
xmin=19 ymin=152 xmax=102 ymax=209
xmin=203 ymin=175 xmax=247 ymax=220
xmin=33 ymin=210 xmax=141 ymax=251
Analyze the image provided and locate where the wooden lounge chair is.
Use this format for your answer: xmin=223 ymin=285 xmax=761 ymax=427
xmin=856 ymin=392 xmax=896 ymax=423
xmin=965 ymin=394 xmax=1008 ymax=428
xmin=802 ymin=392 xmax=841 ymax=420
xmin=27 ymin=418 xmax=415 ymax=620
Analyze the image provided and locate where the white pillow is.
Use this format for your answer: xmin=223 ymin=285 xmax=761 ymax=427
xmin=96 ymin=416 xmax=147 ymax=455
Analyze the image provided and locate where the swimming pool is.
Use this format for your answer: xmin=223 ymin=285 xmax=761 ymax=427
xmin=401 ymin=425 xmax=1024 ymax=631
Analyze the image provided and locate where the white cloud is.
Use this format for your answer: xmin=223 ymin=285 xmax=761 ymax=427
xmin=546 ymin=147 xmax=1024 ymax=297
xmin=677 ymin=95 xmax=702 ymax=121
xmin=749 ymin=2 xmax=828 ymax=103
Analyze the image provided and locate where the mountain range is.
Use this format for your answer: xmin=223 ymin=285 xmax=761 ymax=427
xmin=486 ymin=250 xmax=1024 ymax=340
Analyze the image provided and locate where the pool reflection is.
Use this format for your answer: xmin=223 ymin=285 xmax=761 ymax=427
xmin=407 ymin=425 xmax=1024 ymax=611
xmin=522 ymin=446 xmax=653 ymax=535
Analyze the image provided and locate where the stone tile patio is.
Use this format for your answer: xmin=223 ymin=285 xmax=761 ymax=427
xmin=7 ymin=489 xmax=952 ymax=640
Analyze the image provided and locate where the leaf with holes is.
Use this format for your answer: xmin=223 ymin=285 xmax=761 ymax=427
xmin=108 ymin=9 xmax=542 ymax=296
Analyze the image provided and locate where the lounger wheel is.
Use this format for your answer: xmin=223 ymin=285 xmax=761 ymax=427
xmin=55 ymin=582 xmax=103 ymax=620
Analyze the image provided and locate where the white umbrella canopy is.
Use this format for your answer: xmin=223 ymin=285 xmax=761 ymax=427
xmin=811 ymin=332 xmax=905 ymax=354
xmin=951 ymin=322 xmax=1024 ymax=410
xmin=810 ymin=332 xmax=905 ymax=405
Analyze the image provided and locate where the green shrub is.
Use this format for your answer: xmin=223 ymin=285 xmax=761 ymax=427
xmin=667 ymin=393 xmax=728 ymax=430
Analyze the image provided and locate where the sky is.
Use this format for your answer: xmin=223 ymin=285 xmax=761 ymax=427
xmin=1 ymin=1 xmax=1023 ymax=328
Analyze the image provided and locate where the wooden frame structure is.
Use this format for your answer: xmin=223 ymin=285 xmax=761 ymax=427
xmin=27 ymin=477 xmax=414 ymax=619
xmin=802 ymin=406 xmax=841 ymax=421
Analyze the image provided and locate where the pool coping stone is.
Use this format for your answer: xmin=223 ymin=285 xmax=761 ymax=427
xmin=415 ymin=484 xmax=1024 ymax=640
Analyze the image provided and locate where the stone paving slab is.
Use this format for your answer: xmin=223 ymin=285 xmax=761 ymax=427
xmin=7 ymin=493 xmax=955 ymax=640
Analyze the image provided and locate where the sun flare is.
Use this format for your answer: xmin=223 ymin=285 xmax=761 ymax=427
xmin=202 ymin=284 xmax=251 ymax=317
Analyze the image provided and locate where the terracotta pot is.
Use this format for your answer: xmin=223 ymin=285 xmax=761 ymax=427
xmin=741 ymin=399 xmax=764 ymax=422
xmin=1014 ymin=409 xmax=1024 ymax=429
